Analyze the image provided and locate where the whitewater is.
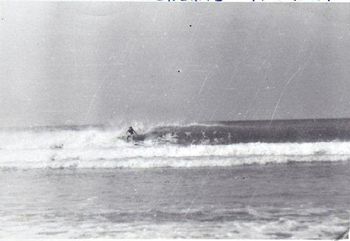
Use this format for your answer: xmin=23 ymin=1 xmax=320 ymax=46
xmin=1 ymin=122 xmax=350 ymax=169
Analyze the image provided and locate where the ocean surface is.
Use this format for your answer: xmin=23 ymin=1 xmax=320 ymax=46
xmin=0 ymin=119 xmax=349 ymax=238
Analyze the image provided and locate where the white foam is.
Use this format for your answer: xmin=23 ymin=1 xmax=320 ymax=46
xmin=0 ymin=138 xmax=350 ymax=169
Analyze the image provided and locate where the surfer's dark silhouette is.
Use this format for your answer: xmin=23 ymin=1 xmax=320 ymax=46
xmin=126 ymin=126 xmax=137 ymax=141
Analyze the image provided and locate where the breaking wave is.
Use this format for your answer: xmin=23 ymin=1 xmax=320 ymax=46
xmin=1 ymin=120 xmax=350 ymax=169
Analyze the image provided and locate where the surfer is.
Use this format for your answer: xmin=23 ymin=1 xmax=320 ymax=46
xmin=126 ymin=126 xmax=138 ymax=141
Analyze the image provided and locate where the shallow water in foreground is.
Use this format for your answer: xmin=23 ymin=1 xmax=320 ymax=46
xmin=0 ymin=162 xmax=349 ymax=239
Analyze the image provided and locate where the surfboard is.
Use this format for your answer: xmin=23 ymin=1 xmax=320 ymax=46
xmin=115 ymin=134 xmax=142 ymax=143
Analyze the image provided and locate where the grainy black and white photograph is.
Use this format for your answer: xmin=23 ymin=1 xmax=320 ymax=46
xmin=0 ymin=1 xmax=350 ymax=239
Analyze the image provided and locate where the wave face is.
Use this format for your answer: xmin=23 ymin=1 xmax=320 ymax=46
xmin=1 ymin=119 xmax=350 ymax=169
xmin=146 ymin=118 xmax=350 ymax=145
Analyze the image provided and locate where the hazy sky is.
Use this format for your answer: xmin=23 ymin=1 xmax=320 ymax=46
xmin=1 ymin=2 xmax=350 ymax=127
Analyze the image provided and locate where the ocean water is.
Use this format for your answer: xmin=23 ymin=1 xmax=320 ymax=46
xmin=0 ymin=120 xmax=349 ymax=238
